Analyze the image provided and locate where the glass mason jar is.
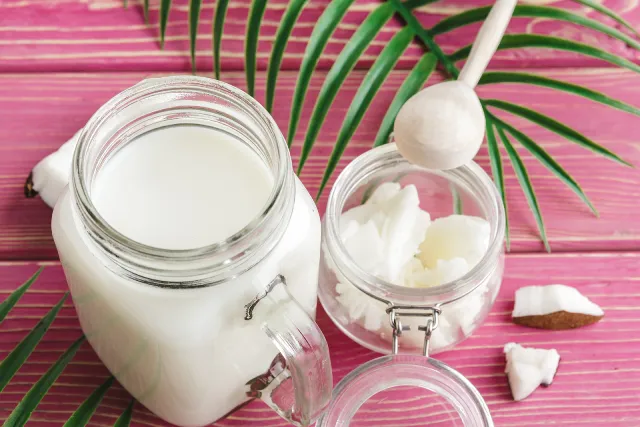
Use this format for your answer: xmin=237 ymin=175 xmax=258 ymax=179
xmin=319 ymin=143 xmax=505 ymax=355
xmin=51 ymin=77 xmax=332 ymax=427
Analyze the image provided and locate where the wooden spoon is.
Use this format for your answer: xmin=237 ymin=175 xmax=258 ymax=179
xmin=393 ymin=0 xmax=517 ymax=170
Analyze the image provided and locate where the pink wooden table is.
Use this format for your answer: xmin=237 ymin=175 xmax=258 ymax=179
xmin=2 ymin=0 xmax=640 ymax=425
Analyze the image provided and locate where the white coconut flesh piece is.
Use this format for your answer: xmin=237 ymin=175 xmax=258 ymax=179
xmin=512 ymin=285 xmax=604 ymax=330
xmin=504 ymin=342 xmax=560 ymax=401
xmin=25 ymin=130 xmax=81 ymax=208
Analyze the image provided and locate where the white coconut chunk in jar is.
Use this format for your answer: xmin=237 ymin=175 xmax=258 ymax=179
xmin=418 ymin=214 xmax=491 ymax=269
xmin=342 ymin=220 xmax=385 ymax=274
xmin=332 ymin=181 xmax=492 ymax=349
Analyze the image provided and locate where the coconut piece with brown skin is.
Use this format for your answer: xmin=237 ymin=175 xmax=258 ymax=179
xmin=512 ymin=284 xmax=604 ymax=330
xmin=24 ymin=130 xmax=80 ymax=208
xmin=504 ymin=342 xmax=560 ymax=401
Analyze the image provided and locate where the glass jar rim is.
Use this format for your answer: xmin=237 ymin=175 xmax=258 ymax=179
xmin=323 ymin=143 xmax=505 ymax=305
xmin=71 ymin=76 xmax=294 ymax=286
xmin=316 ymin=354 xmax=493 ymax=426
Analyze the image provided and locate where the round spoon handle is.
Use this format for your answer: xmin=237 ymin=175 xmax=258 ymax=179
xmin=458 ymin=0 xmax=517 ymax=89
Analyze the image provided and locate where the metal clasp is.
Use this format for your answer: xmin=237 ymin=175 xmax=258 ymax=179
xmin=386 ymin=305 xmax=441 ymax=357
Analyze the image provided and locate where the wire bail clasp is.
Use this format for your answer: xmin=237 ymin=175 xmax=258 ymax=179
xmin=386 ymin=305 xmax=441 ymax=357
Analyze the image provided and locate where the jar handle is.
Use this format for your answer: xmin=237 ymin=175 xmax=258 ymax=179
xmin=244 ymin=275 xmax=332 ymax=427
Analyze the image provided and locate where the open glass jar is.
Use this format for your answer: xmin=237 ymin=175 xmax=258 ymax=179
xmin=315 ymin=143 xmax=504 ymax=426
xmin=319 ymin=143 xmax=505 ymax=355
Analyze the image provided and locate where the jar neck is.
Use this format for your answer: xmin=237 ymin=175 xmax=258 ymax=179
xmin=71 ymin=76 xmax=295 ymax=287
xmin=323 ymin=143 xmax=505 ymax=305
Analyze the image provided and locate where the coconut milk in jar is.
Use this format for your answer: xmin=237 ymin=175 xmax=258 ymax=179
xmin=51 ymin=77 xmax=332 ymax=427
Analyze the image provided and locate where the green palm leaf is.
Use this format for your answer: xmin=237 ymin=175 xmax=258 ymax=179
xmin=0 ymin=293 xmax=69 ymax=393
xmin=0 ymin=267 xmax=42 ymax=323
xmin=388 ymin=0 xmax=459 ymax=78
xmin=360 ymin=177 xmax=384 ymax=204
xmin=451 ymin=185 xmax=463 ymax=215
xmin=373 ymin=52 xmax=437 ymax=148
xmin=287 ymin=0 xmax=355 ymax=147
xmin=485 ymin=122 xmax=510 ymax=250
xmin=479 ymin=72 xmax=640 ymax=117
xmin=496 ymin=123 xmax=550 ymax=252
xmin=63 ymin=377 xmax=114 ymax=427
xmin=213 ymin=0 xmax=230 ymax=80
xmin=189 ymin=0 xmax=202 ymax=73
xmin=159 ymin=0 xmax=172 ymax=49
xmin=450 ymin=34 xmax=640 ymax=74
xmin=4 ymin=336 xmax=86 ymax=427
xmin=431 ymin=5 xmax=640 ymax=51
xmin=572 ymin=0 xmax=639 ymax=37
xmin=296 ymin=2 xmax=396 ymax=172
xmin=317 ymin=27 xmax=414 ymax=198
xmin=113 ymin=400 xmax=135 ymax=427
xmin=266 ymin=0 xmax=308 ymax=112
xmin=143 ymin=0 xmax=149 ymax=24
xmin=484 ymin=98 xmax=631 ymax=166
xmin=246 ymin=0 xmax=269 ymax=96
xmin=489 ymin=111 xmax=598 ymax=217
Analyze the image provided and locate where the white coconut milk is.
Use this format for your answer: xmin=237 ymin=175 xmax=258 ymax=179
xmin=52 ymin=125 xmax=322 ymax=426
xmin=92 ymin=126 xmax=274 ymax=249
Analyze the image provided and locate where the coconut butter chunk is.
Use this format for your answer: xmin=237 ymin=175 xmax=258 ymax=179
xmin=334 ymin=182 xmax=491 ymax=346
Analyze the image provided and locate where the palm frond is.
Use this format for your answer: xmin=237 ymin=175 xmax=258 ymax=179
xmin=159 ymin=0 xmax=172 ymax=49
xmin=4 ymin=336 xmax=86 ymax=427
xmin=63 ymin=377 xmax=115 ymax=427
xmin=496 ymin=122 xmax=550 ymax=252
xmin=479 ymin=72 xmax=640 ymax=117
xmin=286 ymin=0 xmax=356 ymax=146
xmin=489 ymin=111 xmax=598 ymax=217
xmin=373 ymin=52 xmax=437 ymax=148
xmin=246 ymin=0 xmax=269 ymax=96
xmin=360 ymin=177 xmax=384 ymax=204
xmin=266 ymin=0 xmax=308 ymax=112
xmin=317 ymin=26 xmax=414 ymax=198
xmin=0 ymin=293 xmax=69 ymax=393
xmin=388 ymin=0 xmax=458 ymax=77
xmin=213 ymin=0 xmax=230 ymax=80
xmin=484 ymin=98 xmax=632 ymax=166
xmin=113 ymin=400 xmax=135 ymax=427
xmin=0 ymin=267 xmax=42 ymax=323
xmin=451 ymin=185 xmax=463 ymax=215
xmin=485 ymin=122 xmax=510 ymax=250
xmin=571 ymin=0 xmax=639 ymax=37
xmin=296 ymin=2 xmax=396 ymax=172
xmin=431 ymin=5 xmax=640 ymax=51
xmin=450 ymin=34 xmax=640 ymax=74
xmin=143 ymin=0 xmax=150 ymax=24
xmin=189 ymin=0 xmax=202 ymax=73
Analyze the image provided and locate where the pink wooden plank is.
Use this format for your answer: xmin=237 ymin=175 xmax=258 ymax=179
xmin=1 ymin=255 xmax=639 ymax=425
xmin=1 ymin=69 xmax=640 ymax=259
xmin=1 ymin=0 xmax=639 ymax=73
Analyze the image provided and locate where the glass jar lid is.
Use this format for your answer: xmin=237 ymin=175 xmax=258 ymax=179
xmin=316 ymin=306 xmax=493 ymax=427
xmin=316 ymin=354 xmax=493 ymax=426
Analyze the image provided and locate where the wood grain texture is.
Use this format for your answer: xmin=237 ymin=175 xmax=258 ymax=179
xmin=1 ymin=69 xmax=639 ymax=259
xmin=0 ymin=255 xmax=638 ymax=425
xmin=1 ymin=0 xmax=639 ymax=73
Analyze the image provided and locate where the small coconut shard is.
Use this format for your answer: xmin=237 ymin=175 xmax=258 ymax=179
xmin=504 ymin=342 xmax=560 ymax=401
xmin=24 ymin=172 xmax=38 ymax=198
xmin=26 ymin=131 xmax=80 ymax=208
xmin=512 ymin=284 xmax=604 ymax=330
